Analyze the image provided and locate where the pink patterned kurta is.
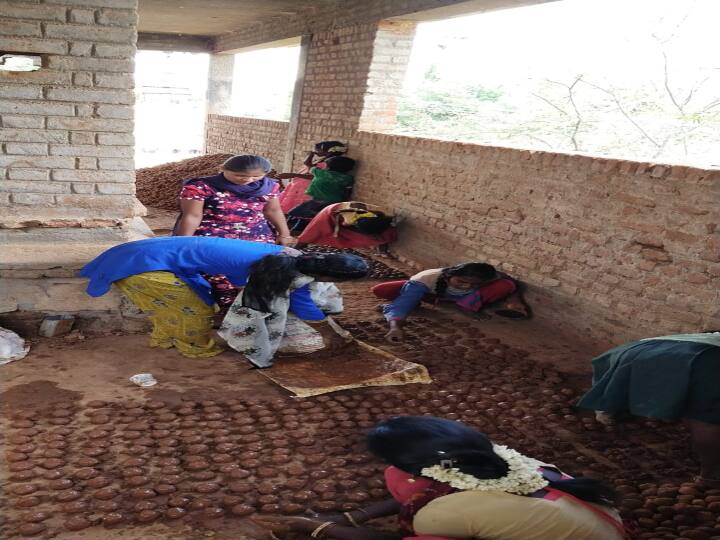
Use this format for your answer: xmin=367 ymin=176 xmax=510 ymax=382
xmin=179 ymin=178 xmax=280 ymax=242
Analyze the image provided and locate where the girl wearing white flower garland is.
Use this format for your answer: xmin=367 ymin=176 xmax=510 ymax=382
xmin=255 ymin=416 xmax=632 ymax=540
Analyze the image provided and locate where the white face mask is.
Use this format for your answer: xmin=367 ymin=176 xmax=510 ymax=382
xmin=446 ymin=284 xmax=473 ymax=295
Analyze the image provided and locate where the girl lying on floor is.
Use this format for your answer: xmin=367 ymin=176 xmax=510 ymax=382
xmin=371 ymin=262 xmax=530 ymax=342
xmin=254 ymin=416 xmax=632 ymax=540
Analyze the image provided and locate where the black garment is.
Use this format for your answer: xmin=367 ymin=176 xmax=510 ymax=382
xmin=287 ymin=199 xmax=332 ymax=234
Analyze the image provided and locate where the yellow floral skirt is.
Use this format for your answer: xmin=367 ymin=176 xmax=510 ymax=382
xmin=116 ymin=271 xmax=222 ymax=358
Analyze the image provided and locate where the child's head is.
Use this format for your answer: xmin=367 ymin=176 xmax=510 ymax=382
xmin=443 ymin=262 xmax=498 ymax=291
xmin=324 ymin=156 xmax=356 ymax=173
xmin=352 ymin=213 xmax=393 ymax=235
xmin=314 ymin=141 xmax=347 ymax=157
xmin=221 ymin=155 xmax=271 ymax=185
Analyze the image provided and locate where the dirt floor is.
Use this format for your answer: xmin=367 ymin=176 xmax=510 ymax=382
xmin=2 ymin=237 xmax=718 ymax=539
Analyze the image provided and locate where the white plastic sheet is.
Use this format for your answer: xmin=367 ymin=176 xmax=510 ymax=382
xmin=0 ymin=327 xmax=30 ymax=365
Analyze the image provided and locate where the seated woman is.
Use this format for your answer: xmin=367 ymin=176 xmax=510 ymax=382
xmin=255 ymin=416 xmax=629 ymax=540
xmin=371 ymin=262 xmax=529 ymax=343
xmin=578 ymin=331 xmax=720 ymax=485
xmin=80 ymin=237 xmax=367 ymax=360
xmin=295 ymin=201 xmax=398 ymax=250
xmin=277 ymin=140 xmax=349 ymax=213
xmin=284 ymin=156 xmax=357 ymax=235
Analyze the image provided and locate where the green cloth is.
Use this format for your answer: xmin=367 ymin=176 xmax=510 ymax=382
xmin=577 ymin=339 xmax=720 ymax=424
xmin=305 ymin=167 xmax=354 ymax=203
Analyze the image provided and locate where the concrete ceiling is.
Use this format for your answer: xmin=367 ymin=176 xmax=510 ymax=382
xmin=138 ymin=0 xmax=333 ymax=37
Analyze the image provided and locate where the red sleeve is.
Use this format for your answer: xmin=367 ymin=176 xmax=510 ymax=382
xmin=179 ymin=180 xmax=213 ymax=201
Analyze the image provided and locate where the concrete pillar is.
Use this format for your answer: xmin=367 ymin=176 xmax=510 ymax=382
xmin=359 ymin=20 xmax=418 ymax=133
xmin=206 ymin=53 xmax=235 ymax=115
xmin=0 ymin=0 xmax=151 ymax=324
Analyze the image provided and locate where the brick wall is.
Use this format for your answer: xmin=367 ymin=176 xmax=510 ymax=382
xmin=351 ymin=132 xmax=720 ymax=342
xmin=358 ymin=20 xmax=417 ymax=133
xmin=0 ymin=0 xmax=139 ymax=228
xmin=207 ymin=7 xmax=719 ymax=343
xmin=291 ymin=23 xmax=378 ymax=166
xmin=205 ymin=114 xmax=289 ymax=170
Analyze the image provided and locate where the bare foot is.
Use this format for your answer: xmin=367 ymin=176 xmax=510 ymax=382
xmin=595 ymin=411 xmax=616 ymax=426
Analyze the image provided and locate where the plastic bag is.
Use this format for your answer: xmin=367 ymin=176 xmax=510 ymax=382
xmin=0 ymin=327 xmax=30 ymax=365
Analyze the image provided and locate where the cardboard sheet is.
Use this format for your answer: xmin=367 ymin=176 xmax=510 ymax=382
xmin=260 ymin=339 xmax=431 ymax=397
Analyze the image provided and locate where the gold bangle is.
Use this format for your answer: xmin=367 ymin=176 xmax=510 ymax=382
xmin=310 ymin=522 xmax=335 ymax=538
xmin=343 ymin=511 xmax=360 ymax=527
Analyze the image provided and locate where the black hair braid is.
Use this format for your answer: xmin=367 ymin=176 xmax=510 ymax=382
xmin=546 ymin=477 xmax=618 ymax=506
xmin=435 ymin=269 xmax=452 ymax=297
xmin=242 ymin=255 xmax=300 ymax=312
xmin=295 ymin=253 xmax=369 ymax=279
xmin=449 ymin=448 xmax=509 ymax=479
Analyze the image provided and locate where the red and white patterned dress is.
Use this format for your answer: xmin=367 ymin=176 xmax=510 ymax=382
xmin=179 ymin=175 xmax=280 ymax=308
xmin=179 ymin=176 xmax=280 ymax=243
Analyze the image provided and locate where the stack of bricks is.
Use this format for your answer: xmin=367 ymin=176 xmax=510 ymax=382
xmin=0 ymin=0 xmax=139 ymax=228
xmin=351 ymin=132 xmax=720 ymax=342
xmin=204 ymin=114 xmax=289 ymax=170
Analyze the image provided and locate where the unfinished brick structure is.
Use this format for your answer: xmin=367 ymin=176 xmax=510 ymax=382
xmin=203 ymin=0 xmax=720 ymax=343
xmin=205 ymin=115 xmax=288 ymax=170
xmin=1 ymin=0 xmax=718 ymax=344
xmin=1 ymin=0 xmax=144 ymax=318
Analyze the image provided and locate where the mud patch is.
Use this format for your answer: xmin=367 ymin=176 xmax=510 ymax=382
xmin=0 ymin=381 xmax=81 ymax=415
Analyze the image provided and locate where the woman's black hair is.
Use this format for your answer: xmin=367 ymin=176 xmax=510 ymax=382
xmin=435 ymin=262 xmax=498 ymax=297
xmin=295 ymin=252 xmax=369 ymax=279
xmin=315 ymin=141 xmax=347 ymax=155
xmin=325 ymin=156 xmax=356 ymax=173
xmin=222 ymin=154 xmax=272 ymax=173
xmin=243 ymin=253 xmax=369 ymax=312
xmin=353 ymin=214 xmax=393 ymax=236
xmin=242 ymin=255 xmax=300 ymax=312
xmin=367 ymin=416 xmax=618 ymax=506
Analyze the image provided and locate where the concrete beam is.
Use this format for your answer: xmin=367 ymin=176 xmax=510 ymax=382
xmin=137 ymin=32 xmax=213 ymax=53
xmin=388 ymin=0 xmax=558 ymax=21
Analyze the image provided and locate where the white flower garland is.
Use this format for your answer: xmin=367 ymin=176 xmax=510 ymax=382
xmin=420 ymin=444 xmax=549 ymax=495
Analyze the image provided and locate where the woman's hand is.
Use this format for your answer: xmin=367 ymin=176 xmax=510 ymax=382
xmin=276 ymin=235 xmax=296 ymax=247
xmin=385 ymin=320 xmax=405 ymax=343
xmin=263 ymin=198 xmax=293 ymax=243
xmin=308 ymin=319 xmax=352 ymax=351
xmin=385 ymin=327 xmax=405 ymax=343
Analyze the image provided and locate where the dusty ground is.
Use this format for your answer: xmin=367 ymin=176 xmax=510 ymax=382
xmin=2 ymin=239 xmax=718 ymax=539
